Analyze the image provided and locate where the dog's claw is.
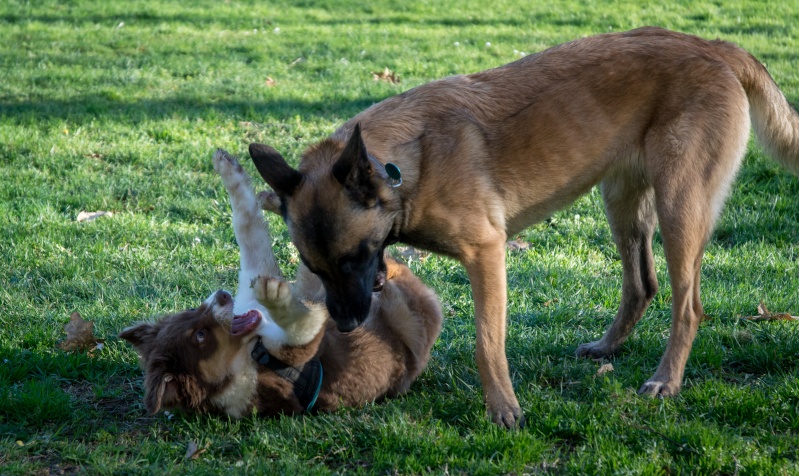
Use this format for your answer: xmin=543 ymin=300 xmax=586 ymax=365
xmin=213 ymin=149 xmax=244 ymax=178
xmin=638 ymin=379 xmax=681 ymax=397
xmin=575 ymin=340 xmax=615 ymax=359
xmin=490 ymin=406 xmax=526 ymax=430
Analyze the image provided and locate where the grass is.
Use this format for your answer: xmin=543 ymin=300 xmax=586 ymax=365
xmin=2 ymin=0 xmax=799 ymax=474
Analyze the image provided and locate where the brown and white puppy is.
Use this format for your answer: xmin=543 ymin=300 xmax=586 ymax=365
xmin=248 ymin=27 xmax=799 ymax=428
xmin=119 ymin=150 xmax=442 ymax=418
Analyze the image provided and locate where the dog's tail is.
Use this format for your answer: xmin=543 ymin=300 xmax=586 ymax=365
xmin=721 ymin=42 xmax=799 ymax=175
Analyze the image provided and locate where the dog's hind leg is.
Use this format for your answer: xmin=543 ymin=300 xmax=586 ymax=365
xmin=638 ymin=93 xmax=748 ymax=396
xmin=576 ymin=169 xmax=658 ymax=358
xmin=213 ymin=149 xmax=282 ymax=284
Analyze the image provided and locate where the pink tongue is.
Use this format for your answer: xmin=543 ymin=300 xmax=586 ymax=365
xmin=230 ymin=310 xmax=261 ymax=336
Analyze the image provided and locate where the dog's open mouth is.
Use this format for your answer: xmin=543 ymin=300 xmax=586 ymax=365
xmin=230 ymin=309 xmax=262 ymax=336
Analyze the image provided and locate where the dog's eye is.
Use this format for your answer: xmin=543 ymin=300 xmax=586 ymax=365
xmin=195 ymin=329 xmax=206 ymax=343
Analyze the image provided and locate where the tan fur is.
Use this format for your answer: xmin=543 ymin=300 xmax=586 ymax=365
xmin=250 ymin=27 xmax=799 ymax=428
xmin=119 ymin=152 xmax=443 ymax=418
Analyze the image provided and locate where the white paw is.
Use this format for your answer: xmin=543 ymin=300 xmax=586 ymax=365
xmin=252 ymin=275 xmax=293 ymax=309
xmin=213 ymin=149 xmax=244 ymax=179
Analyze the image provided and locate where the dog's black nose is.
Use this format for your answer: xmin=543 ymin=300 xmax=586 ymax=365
xmin=325 ymin=293 xmax=369 ymax=333
xmin=216 ymin=290 xmax=232 ymax=306
xmin=335 ymin=317 xmax=360 ymax=333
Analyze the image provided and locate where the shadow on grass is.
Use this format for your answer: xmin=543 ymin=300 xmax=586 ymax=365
xmin=0 ymin=96 xmax=386 ymax=125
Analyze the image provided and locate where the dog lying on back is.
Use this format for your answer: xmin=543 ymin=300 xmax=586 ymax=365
xmin=119 ymin=150 xmax=442 ymax=417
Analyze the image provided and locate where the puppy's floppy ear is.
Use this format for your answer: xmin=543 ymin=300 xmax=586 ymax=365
xmin=249 ymin=143 xmax=303 ymax=198
xmin=119 ymin=323 xmax=156 ymax=351
xmin=144 ymin=369 xmax=181 ymax=415
xmin=332 ymin=123 xmax=380 ymax=207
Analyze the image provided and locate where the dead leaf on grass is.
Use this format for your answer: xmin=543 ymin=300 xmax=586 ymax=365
xmin=58 ymin=312 xmax=105 ymax=352
xmin=543 ymin=298 xmax=559 ymax=307
xmin=596 ymin=363 xmax=614 ymax=377
xmin=371 ymin=67 xmax=400 ymax=84
xmin=741 ymin=301 xmax=799 ymax=321
xmin=185 ymin=440 xmax=210 ymax=460
xmin=76 ymin=210 xmax=113 ymax=222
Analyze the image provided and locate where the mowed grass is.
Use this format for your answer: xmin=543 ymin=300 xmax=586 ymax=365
xmin=2 ymin=0 xmax=799 ymax=474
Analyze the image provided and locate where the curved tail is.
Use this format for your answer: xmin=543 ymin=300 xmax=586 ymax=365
xmin=721 ymin=42 xmax=799 ymax=175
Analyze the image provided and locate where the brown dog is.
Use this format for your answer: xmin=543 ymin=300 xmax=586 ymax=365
xmin=119 ymin=150 xmax=442 ymax=418
xmin=248 ymin=27 xmax=799 ymax=428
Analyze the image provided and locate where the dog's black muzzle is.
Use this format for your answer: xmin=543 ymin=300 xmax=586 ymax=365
xmin=323 ymin=251 xmax=387 ymax=333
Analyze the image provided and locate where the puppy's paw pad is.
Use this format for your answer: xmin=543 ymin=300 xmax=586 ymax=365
xmin=252 ymin=275 xmax=292 ymax=307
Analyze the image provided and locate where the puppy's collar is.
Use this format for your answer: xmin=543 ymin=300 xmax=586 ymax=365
xmin=251 ymin=339 xmax=323 ymax=413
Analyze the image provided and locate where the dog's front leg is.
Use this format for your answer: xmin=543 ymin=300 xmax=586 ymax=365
xmin=213 ymin=149 xmax=282 ymax=281
xmin=462 ymin=240 xmax=524 ymax=429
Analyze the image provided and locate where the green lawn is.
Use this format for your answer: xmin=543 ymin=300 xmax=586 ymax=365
xmin=2 ymin=0 xmax=799 ymax=474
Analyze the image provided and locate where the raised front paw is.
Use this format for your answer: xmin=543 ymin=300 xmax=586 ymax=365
xmin=213 ymin=149 xmax=245 ymax=180
xmin=252 ymin=275 xmax=293 ymax=310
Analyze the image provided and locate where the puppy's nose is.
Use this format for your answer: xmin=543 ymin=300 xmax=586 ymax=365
xmin=215 ymin=290 xmax=232 ymax=306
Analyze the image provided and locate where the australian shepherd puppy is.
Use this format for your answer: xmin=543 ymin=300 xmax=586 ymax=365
xmin=119 ymin=150 xmax=442 ymax=418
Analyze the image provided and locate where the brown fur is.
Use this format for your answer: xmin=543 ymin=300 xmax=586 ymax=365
xmin=249 ymin=27 xmax=799 ymax=428
xmin=119 ymin=152 xmax=443 ymax=418
xmin=120 ymin=253 xmax=442 ymax=418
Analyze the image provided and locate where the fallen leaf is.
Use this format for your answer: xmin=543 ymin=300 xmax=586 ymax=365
xmin=371 ymin=67 xmax=400 ymax=84
xmin=596 ymin=363 xmax=614 ymax=377
xmin=185 ymin=440 xmax=210 ymax=460
xmin=506 ymin=238 xmax=531 ymax=251
xmin=76 ymin=211 xmax=113 ymax=222
xmin=741 ymin=301 xmax=799 ymax=321
xmin=58 ymin=312 xmax=105 ymax=352
xmin=265 ymin=76 xmax=277 ymax=87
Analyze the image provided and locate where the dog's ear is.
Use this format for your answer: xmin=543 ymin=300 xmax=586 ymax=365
xmin=249 ymin=143 xmax=303 ymax=197
xmin=144 ymin=370 xmax=181 ymax=414
xmin=119 ymin=322 xmax=156 ymax=351
xmin=332 ymin=123 xmax=380 ymax=207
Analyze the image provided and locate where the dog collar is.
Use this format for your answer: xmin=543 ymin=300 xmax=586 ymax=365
xmin=251 ymin=339 xmax=323 ymax=413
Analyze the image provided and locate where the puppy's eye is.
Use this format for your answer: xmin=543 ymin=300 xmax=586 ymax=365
xmin=195 ymin=329 xmax=206 ymax=343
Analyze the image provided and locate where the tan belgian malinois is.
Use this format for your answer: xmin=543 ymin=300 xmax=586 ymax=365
xmin=248 ymin=27 xmax=799 ymax=428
